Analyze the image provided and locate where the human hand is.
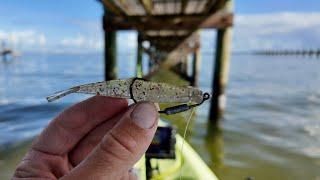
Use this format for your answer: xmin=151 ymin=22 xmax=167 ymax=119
xmin=13 ymin=96 xmax=159 ymax=179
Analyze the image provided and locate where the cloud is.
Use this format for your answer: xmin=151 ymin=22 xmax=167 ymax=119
xmin=69 ymin=20 xmax=101 ymax=33
xmin=57 ymin=31 xmax=137 ymax=54
xmin=236 ymin=12 xmax=320 ymax=35
xmin=2 ymin=12 xmax=319 ymax=53
xmin=58 ymin=34 xmax=103 ymax=53
xmin=0 ymin=30 xmax=47 ymax=49
xmin=53 ymin=19 xmax=104 ymax=53
xmin=61 ymin=35 xmax=86 ymax=47
xmin=39 ymin=34 xmax=46 ymax=46
xmin=0 ymin=29 xmax=103 ymax=53
xmin=233 ymin=12 xmax=320 ymax=50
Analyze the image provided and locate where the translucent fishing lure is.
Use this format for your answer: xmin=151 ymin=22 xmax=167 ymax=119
xmin=46 ymin=78 xmax=210 ymax=115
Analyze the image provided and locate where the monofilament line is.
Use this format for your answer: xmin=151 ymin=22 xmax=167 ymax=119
xmin=179 ymin=108 xmax=195 ymax=180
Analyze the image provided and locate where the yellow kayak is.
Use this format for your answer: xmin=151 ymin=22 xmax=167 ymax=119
xmin=135 ymin=122 xmax=218 ymax=180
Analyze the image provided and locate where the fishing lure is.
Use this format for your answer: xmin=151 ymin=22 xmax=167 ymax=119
xmin=46 ymin=78 xmax=210 ymax=115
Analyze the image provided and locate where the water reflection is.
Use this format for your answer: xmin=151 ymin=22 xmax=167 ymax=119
xmin=205 ymin=122 xmax=224 ymax=169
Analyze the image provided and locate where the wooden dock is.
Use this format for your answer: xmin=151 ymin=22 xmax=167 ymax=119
xmin=100 ymin=0 xmax=234 ymax=123
xmin=254 ymin=49 xmax=320 ymax=58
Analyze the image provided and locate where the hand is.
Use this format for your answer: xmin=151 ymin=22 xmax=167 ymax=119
xmin=13 ymin=96 xmax=159 ymax=179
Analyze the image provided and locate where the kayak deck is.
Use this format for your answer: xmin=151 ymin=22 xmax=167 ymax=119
xmin=135 ymin=131 xmax=218 ymax=180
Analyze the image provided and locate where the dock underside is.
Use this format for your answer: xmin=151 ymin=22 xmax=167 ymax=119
xmin=101 ymin=0 xmax=233 ymax=123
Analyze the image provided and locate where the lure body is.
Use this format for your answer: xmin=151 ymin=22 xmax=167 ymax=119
xmin=46 ymin=78 xmax=204 ymax=104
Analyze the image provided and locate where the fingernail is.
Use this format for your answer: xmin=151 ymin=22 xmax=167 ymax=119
xmin=131 ymin=102 xmax=157 ymax=129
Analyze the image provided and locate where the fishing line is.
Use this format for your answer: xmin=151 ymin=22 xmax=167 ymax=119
xmin=179 ymin=107 xmax=195 ymax=180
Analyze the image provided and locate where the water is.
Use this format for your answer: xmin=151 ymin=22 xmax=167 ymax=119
xmin=195 ymin=55 xmax=320 ymax=179
xmin=1 ymin=53 xmax=320 ymax=179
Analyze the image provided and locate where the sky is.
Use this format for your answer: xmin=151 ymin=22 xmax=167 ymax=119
xmin=0 ymin=0 xmax=320 ymax=53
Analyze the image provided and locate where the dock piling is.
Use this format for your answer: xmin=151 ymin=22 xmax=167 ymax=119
xmin=148 ymin=57 xmax=153 ymax=73
xmin=191 ymin=47 xmax=201 ymax=86
xmin=136 ymin=33 xmax=143 ymax=78
xmin=104 ymin=30 xmax=117 ymax=80
xmin=209 ymin=0 xmax=233 ymax=122
xmin=103 ymin=13 xmax=117 ymax=80
xmin=181 ymin=56 xmax=188 ymax=77
xmin=210 ymin=27 xmax=232 ymax=122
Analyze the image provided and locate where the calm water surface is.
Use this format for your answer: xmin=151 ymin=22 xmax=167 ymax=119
xmin=0 ymin=53 xmax=319 ymax=179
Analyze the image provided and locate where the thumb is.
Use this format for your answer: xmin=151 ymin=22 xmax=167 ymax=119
xmin=64 ymin=102 xmax=158 ymax=179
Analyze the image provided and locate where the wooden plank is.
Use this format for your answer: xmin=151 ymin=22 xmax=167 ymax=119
xmin=200 ymin=11 xmax=233 ymax=29
xmin=139 ymin=0 xmax=153 ymax=15
xmin=157 ymin=1 xmax=233 ymax=75
xmin=114 ymin=0 xmax=145 ymax=16
xmin=103 ymin=13 xmax=233 ymax=31
xmin=150 ymin=43 xmax=179 ymax=51
xmin=191 ymin=47 xmax=201 ymax=86
xmin=204 ymin=0 xmax=219 ymax=14
xmin=142 ymin=35 xmax=188 ymax=42
xmin=145 ymin=35 xmax=188 ymax=51
xmin=205 ymin=0 xmax=226 ymax=13
xmin=144 ymin=30 xmax=189 ymax=37
xmin=174 ymin=56 xmax=189 ymax=78
xmin=180 ymin=0 xmax=188 ymax=14
xmin=161 ymin=32 xmax=200 ymax=68
xmin=101 ymin=0 xmax=126 ymax=16
xmin=100 ymin=0 xmax=225 ymax=16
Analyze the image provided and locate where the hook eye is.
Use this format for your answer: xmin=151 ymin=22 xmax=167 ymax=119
xmin=203 ymin=92 xmax=210 ymax=100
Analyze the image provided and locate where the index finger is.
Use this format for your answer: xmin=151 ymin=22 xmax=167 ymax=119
xmin=32 ymin=96 xmax=128 ymax=155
